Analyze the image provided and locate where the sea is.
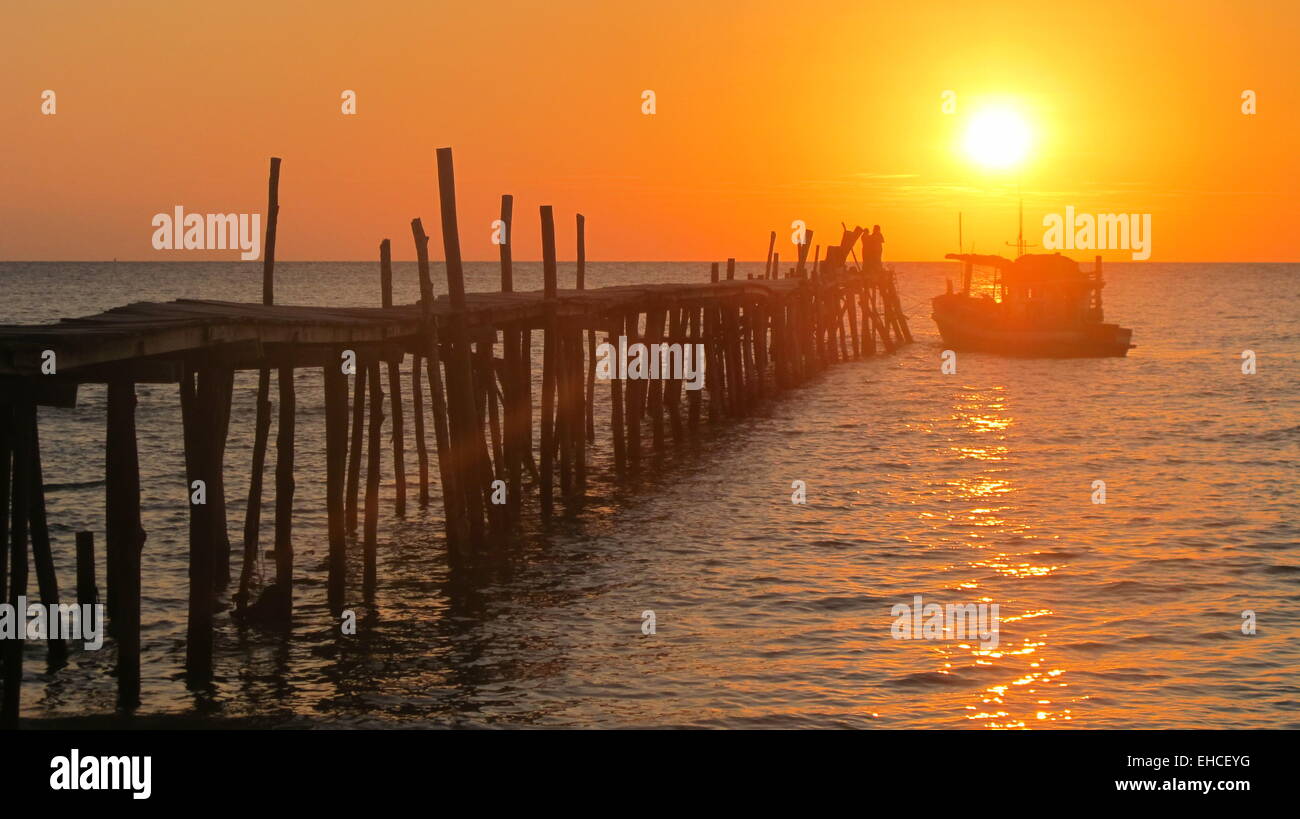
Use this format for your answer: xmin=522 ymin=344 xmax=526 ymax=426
xmin=1 ymin=260 xmax=1296 ymax=728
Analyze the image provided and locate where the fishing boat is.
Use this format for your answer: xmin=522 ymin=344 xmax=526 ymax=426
xmin=933 ymin=251 xmax=1134 ymax=357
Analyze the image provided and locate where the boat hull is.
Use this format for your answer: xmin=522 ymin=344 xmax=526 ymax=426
xmin=931 ymin=294 xmax=1134 ymax=358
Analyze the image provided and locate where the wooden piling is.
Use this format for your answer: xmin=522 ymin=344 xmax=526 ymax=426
xmin=363 ymin=360 xmax=382 ymax=597
xmin=608 ymin=316 xmax=627 ymax=476
xmin=722 ymin=303 xmax=744 ymax=416
xmin=686 ymin=308 xmax=702 ymax=430
xmin=847 ymin=285 xmax=862 ymax=358
xmin=645 ymin=308 xmax=667 ymax=450
xmin=498 ymin=196 xmax=524 ymax=519
xmin=483 ymin=338 xmax=504 ymax=485
xmin=76 ymin=531 xmax=97 ymax=606
xmin=2 ymin=395 xmax=32 ymax=726
xmin=411 ymin=353 xmax=429 ymax=506
xmin=380 ymin=239 xmax=407 ymax=517
xmin=323 ymin=362 xmax=349 ymax=611
xmin=574 ymin=217 xmax=590 ymax=490
xmin=180 ymin=368 xmax=211 ymax=681
xmin=435 ymin=148 xmax=489 ymax=545
xmin=0 ymin=405 xmax=9 ymax=606
xmin=346 ymin=363 xmax=366 ymax=532
xmin=412 ymin=217 xmax=468 ymax=552
xmin=624 ymin=312 xmax=644 ymax=467
xmin=664 ymin=307 xmax=685 ymax=444
xmin=539 ymin=205 xmax=558 ymax=516
xmin=474 ymin=332 xmax=507 ymax=532
xmin=740 ymin=301 xmax=755 ymax=401
xmin=239 ymin=156 xmax=280 ymax=611
xmin=556 ymin=326 xmax=572 ymax=496
xmin=796 ymin=230 xmax=812 ymax=278
xmin=26 ymin=406 xmax=65 ymax=661
xmin=105 ymin=380 xmax=143 ymax=708
xmin=705 ymin=303 xmax=725 ymax=424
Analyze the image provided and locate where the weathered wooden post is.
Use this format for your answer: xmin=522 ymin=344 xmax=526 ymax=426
xmin=363 ymin=358 xmax=383 ymax=598
xmin=579 ymin=214 xmax=596 ymax=445
xmin=2 ymin=396 xmax=31 ymax=726
xmin=742 ymin=300 xmax=758 ymax=402
xmin=624 ymin=311 xmax=643 ymax=468
xmin=412 ymin=217 xmax=468 ymax=551
xmin=239 ymin=156 xmax=280 ymax=611
xmin=380 ymin=239 xmax=407 ymax=517
xmin=753 ymin=298 xmax=769 ymax=395
xmin=435 ymin=147 xmax=489 ymax=545
xmin=0 ymin=405 xmax=9 ymax=607
xmin=539 ymin=205 xmax=558 ymax=517
xmin=180 ymin=368 xmax=211 ymax=681
xmin=181 ymin=367 xmax=232 ymax=679
xmin=705 ymin=303 xmax=724 ymax=424
xmin=686 ymin=308 xmax=702 ymax=430
xmin=27 ymin=407 xmax=65 ymax=661
xmin=847 ymin=283 xmax=862 ymax=358
xmin=796 ymin=230 xmax=811 ymax=278
xmin=482 ymin=333 xmax=505 ymax=491
xmin=411 ymin=352 xmax=430 ymax=506
xmin=645 ymin=308 xmax=666 ymax=449
xmin=575 ymin=214 xmax=591 ymax=491
xmin=106 ymin=380 xmax=143 ymax=708
xmin=346 ymin=364 xmax=367 ymax=531
xmin=608 ymin=314 xmax=626 ymax=476
xmin=556 ymin=319 xmax=572 ymax=497
xmin=498 ymin=195 xmax=524 ymax=519
xmin=664 ymin=307 xmax=685 ymax=444
xmin=722 ymin=300 xmax=744 ymax=416
xmin=323 ymin=362 xmax=349 ymax=612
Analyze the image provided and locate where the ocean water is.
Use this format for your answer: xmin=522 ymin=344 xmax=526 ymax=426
xmin=2 ymin=260 xmax=1297 ymax=729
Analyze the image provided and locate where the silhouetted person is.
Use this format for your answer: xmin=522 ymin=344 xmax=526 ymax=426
xmin=864 ymin=225 xmax=885 ymax=272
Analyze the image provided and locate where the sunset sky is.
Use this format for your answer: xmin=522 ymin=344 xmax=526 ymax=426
xmin=3 ymin=0 xmax=1296 ymax=262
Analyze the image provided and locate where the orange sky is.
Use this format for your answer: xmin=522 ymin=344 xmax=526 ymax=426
xmin=2 ymin=0 xmax=1297 ymax=262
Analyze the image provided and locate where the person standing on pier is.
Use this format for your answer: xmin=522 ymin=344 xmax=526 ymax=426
xmin=864 ymin=225 xmax=885 ymax=273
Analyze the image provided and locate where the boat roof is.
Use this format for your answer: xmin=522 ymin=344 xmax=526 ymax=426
xmin=946 ymin=252 xmax=1085 ymax=282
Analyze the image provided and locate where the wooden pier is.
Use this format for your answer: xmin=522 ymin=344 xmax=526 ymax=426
xmin=0 ymin=148 xmax=911 ymax=725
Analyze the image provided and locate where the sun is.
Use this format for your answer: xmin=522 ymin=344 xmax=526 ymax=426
xmin=963 ymin=108 xmax=1032 ymax=170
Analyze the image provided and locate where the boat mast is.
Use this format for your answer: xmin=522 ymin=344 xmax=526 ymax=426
xmin=1004 ymin=187 xmax=1036 ymax=259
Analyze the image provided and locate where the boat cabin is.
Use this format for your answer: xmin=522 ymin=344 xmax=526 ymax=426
xmin=943 ymin=252 xmax=1105 ymax=327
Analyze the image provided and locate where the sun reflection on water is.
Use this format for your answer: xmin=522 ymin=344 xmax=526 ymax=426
xmin=938 ymin=386 xmax=1084 ymax=728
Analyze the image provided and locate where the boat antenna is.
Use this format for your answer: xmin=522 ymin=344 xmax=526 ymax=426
xmin=958 ymin=212 xmax=963 ymax=253
xmin=1005 ymin=185 xmax=1036 ymax=258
